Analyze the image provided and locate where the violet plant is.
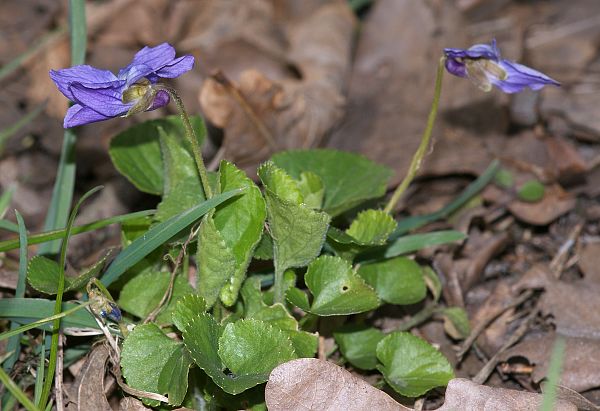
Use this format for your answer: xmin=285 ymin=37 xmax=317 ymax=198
xmin=0 ymin=39 xmax=559 ymax=410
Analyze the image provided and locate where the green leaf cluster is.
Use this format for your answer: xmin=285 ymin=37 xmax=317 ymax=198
xmin=0 ymin=118 xmax=499 ymax=408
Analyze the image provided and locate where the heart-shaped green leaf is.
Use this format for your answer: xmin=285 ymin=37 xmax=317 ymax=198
xmin=296 ymin=171 xmax=324 ymax=209
xmin=172 ymin=294 xmax=207 ymax=333
xmin=218 ymin=319 xmax=297 ymax=376
xmin=197 ymin=215 xmax=237 ymax=308
xmin=154 ymin=123 xmax=206 ymax=222
xmin=27 ymin=253 xmax=110 ymax=295
xmin=346 ymin=210 xmax=396 ymax=245
xmin=358 ymin=257 xmax=426 ymax=305
xmin=109 ymin=115 xmax=205 ymax=195
xmin=288 ymin=255 xmax=379 ymax=316
xmin=118 ymin=271 xmax=194 ymax=325
xmin=376 ymin=331 xmax=454 ymax=397
xmin=241 ymin=277 xmax=317 ymax=357
xmin=182 ymin=313 xmax=296 ymax=394
xmin=259 ymin=162 xmax=330 ymax=275
xmin=196 ymin=161 xmax=266 ymax=308
xmin=334 ymin=325 xmax=385 ymax=370
xmin=271 ymin=149 xmax=392 ymax=216
xmin=121 ymin=323 xmax=181 ymax=406
xmin=157 ymin=345 xmax=193 ymax=406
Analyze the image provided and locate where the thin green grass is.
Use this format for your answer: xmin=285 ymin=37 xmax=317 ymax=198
xmin=540 ymin=336 xmax=566 ymax=411
xmin=38 ymin=0 xmax=87 ymax=255
xmin=2 ymin=212 xmax=28 ymax=372
xmin=0 ymin=209 xmax=154 ymax=251
xmin=38 ymin=186 xmax=100 ymax=409
xmin=101 ymin=188 xmax=244 ymax=286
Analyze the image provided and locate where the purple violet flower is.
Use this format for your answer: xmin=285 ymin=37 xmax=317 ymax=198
xmin=50 ymin=43 xmax=194 ymax=128
xmin=443 ymin=40 xmax=559 ymax=93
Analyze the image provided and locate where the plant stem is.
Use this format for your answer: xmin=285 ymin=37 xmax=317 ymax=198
xmin=273 ymin=266 xmax=285 ymax=304
xmin=384 ymin=57 xmax=446 ymax=214
xmin=156 ymin=85 xmax=213 ymax=199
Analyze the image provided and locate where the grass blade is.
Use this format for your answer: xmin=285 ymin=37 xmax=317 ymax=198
xmin=38 ymin=0 xmax=87 ymax=255
xmin=541 ymin=336 xmax=566 ymax=411
xmin=2 ymin=211 xmax=28 ymax=371
xmin=0 ymin=186 xmax=15 ymax=219
xmin=0 ymin=219 xmax=19 ymax=233
xmin=0 ymin=367 xmax=39 ymax=411
xmin=0 ymin=209 xmax=154 ymax=252
xmin=0 ymin=299 xmax=97 ymax=330
xmin=0 ymin=303 xmax=91 ymax=342
xmin=101 ymin=189 xmax=243 ymax=287
xmin=34 ymin=332 xmax=47 ymax=406
xmin=393 ymin=160 xmax=499 ymax=237
xmin=384 ymin=230 xmax=466 ymax=258
xmin=39 ymin=186 xmax=100 ymax=409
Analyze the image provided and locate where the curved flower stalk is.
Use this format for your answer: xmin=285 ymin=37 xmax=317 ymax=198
xmin=443 ymin=39 xmax=560 ymax=93
xmin=385 ymin=40 xmax=559 ymax=213
xmin=50 ymin=43 xmax=194 ymax=128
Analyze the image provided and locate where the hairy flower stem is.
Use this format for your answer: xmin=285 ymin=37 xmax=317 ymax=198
xmin=156 ymin=86 xmax=213 ymax=199
xmin=384 ymin=57 xmax=446 ymax=214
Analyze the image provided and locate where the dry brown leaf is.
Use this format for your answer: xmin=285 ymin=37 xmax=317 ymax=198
xmin=507 ymin=185 xmax=576 ymax=226
xmin=500 ymin=333 xmax=600 ymax=393
xmin=578 ymin=242 xmax=600 ymax=284
xmin=544 ymin=136 xmax=588 ymax=184
xmin=326 ymin=0 xmax=501 ymax=187
xmin=265 ymin=359 xmax=577 ymax=410
xmin=439 ymin=378 xmax=576 ymax=411
xmin=198 ymin=0 xmax=355 ymax=167
xmin=119 ymin=397 xmax=151 ymax=411
xmin=65 ymin=344 xmax=112 ymax=411
xmin=265 ymin=358 xmax=409 ymax=411
xmin=516 ymin=264 xmax=600 ymax=339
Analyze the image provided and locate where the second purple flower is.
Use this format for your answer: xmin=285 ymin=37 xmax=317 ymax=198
xmin=443 ymin=40 xmax=559 ymax=94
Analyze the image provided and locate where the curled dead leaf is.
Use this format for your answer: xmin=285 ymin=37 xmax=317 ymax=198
xmin=199 ymin=0 xmax=355 ymax=166
xmin=439 ymin=378 xmax=576 ymax=411
xmin=499 ymin=333 xmax=600 ymax=393
xmin=265 ymin=358 xmax=409 ymax=411
xmin=65 ymin=344 xmax=112 ymax=411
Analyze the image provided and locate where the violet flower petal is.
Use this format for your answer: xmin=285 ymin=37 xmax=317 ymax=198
xmin=70 ymin=83 xmax=130 ymax=117
xmin=492 ymin=60 xmax=561 ymax=93
xmin=50 ymin=65 xmax=118 ymax=100
xmin=155 ymin=55 xmax=195 ymax=78
xmin=147 ymin=90 xmax=170 ymax=111
xmin=118 ymin=43 xmax=176 ymax=80
xmin=64 ymin=104 xmax=113 ymax=128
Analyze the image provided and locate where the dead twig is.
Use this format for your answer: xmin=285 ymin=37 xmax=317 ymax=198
xmin=457 ymin=289 xmax=534 ymax=360
xmin=144 ymin=225 xmax=198 ymax=324
xmin=473 ymin=304 xmax=540 ymax=384
xmin=55 ymin=332 xmax=65 ymax=411
xmin=550 ymin=221 xmax=584 ymax=279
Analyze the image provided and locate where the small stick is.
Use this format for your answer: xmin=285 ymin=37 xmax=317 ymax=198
xmin=550 ymin=221 xmax=583 ymax=279
xmin=144 ymin=226 xmax=198 ymax=324
xmin=472 ymin=304 xmax=540 ymax=384
xmin=55 ymin=332 xmax=65 ymax=411
xmin=457 ymin=289 xmax=534 ymax=360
